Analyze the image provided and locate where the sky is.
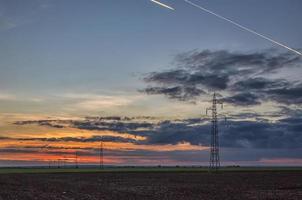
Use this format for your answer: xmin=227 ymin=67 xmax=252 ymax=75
xmin=0 ymin=0 xmax=302 ymax=167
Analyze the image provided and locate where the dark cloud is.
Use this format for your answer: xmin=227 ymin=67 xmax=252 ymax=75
xmin=174 ymin=49 xmax=300 ymax=75
xmin=0 ymin=147 xmax=95 ymax=157
xmin=226 ymin=80 xmax=302 ymax=106
xmin=142 ymin=86 xmax=205 ymax=101
xmin=0 ymin=148 xmax=39 ymax=154
xmin=0 ymin=135 xmax=137 ymax=144
xmin=57 ymin=135 xmax=137 ymax=143
xmin=85 ymin=116 xmax=157 ymax=121
xmin=137 ymin=117 xmax=302 ymax=149
xmin=141 ymin=121 xmax=210 ymax=146
xmin=230 ymin=77 xmax=290 ymax=91
xmin=223 ymin=92 xmax=261 ymax=106
xmin=141 ymin=49 xmax=302 ymax=106
xmin=144 ymin=69 xmax=229 ymax=90
xmin=228 ymin=112 xmax=262 ymax=119
xmin=14 ymin=115 xmax=302 ymax=149
xmin=73 ymin=120 xmax=154 ymax=137
xmin=14 ymin=120 xmax=65 ymax=128
xmin=267 ymin=83 xmax=302 ymax=104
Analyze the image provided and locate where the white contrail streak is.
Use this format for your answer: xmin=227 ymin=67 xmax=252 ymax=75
xmin=184 ymin=0 xmax=302 ymax=56
xmin=151 ymin=0 xmax=175 ymax=10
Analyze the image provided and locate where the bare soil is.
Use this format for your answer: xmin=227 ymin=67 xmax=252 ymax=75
xmin=0 ymin=171 xmax=301 ymax=200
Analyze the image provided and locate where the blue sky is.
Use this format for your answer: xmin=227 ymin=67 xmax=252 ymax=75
xmin=1 ymin=0 xmax=301 ymax=96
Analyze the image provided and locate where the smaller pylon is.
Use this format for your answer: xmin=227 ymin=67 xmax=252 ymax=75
xmin=75 ymin=151 xmax=79 ymax=168
xmin=99 ymin=138 xmax=104 ymax=169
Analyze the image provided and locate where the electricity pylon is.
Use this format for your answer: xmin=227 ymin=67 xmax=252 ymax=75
xmin=99 ymin=138 xmax=104 ymax=169
xmin=206 ymin=92 xmax=223 ymax=171
xmin=75 ymin=151 xmax=79 ymax=168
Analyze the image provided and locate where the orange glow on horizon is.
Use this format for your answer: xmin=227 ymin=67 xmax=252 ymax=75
xmin=0 ymin=113 xmax=208 ymax=165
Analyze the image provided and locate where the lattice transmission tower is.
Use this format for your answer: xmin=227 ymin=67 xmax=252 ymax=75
xmin=206 ymin=92 xmax=223 ymax=170
xmin=75 ymin=151 xmax=79 ymax=168
xmin=99 ymin=138 xmax=104 ymax=169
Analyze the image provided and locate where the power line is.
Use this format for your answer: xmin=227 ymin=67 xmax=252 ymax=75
xmin=184 ymin=0 xmax=302 ymax=56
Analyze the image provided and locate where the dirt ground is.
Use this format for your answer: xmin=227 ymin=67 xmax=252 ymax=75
xmin=0 ymin=171 xmax=301 ymax=200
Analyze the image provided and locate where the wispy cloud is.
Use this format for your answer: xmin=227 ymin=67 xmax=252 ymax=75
xmin=0 ymin=93 xmax=16 ymax=100
xmin=58 ymin=92 xmax=146 ymax=112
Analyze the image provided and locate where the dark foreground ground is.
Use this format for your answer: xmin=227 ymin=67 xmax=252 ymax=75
xmin=0 ymin=171 xmax=301 ymax=200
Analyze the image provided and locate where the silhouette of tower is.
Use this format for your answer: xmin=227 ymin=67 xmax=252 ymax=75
xmin=206 ymin=92 xmax=223 ymax=170
xmin=75 ymin=151 xmax=79 ymax=168
xmin=99 ymin=138 xmax=104 ymax=169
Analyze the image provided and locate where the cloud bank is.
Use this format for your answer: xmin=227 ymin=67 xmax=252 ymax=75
xmin=14 ymin=111 xmax=302 ymax=149
xmin=141 ymin=49 xmax=302 ymax=106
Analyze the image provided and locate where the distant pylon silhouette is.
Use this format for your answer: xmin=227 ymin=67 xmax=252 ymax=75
xmin=99 ymin=138 xmax=104 ymax=169
xmin=206 ymin=92 xmax=223 ymax=171
xmin=75 ymin=151 xmax=79 ymax=168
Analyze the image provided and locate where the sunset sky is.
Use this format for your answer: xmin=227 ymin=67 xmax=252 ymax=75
xmin=0 ymin=0 xmax=302 ymax=167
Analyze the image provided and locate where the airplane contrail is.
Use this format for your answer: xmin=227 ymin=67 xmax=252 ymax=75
xmin=184 ymin=0 xmax=302 ymax=56
xmin=151 ymin=0 xmax=175 ymax=10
